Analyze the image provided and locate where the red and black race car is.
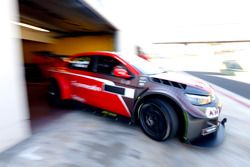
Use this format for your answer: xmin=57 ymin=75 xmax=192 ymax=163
xmin=46 ymin=51 xmax=226 ymax=147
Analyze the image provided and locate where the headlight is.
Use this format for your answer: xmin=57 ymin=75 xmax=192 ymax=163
xmin=185 ymin=94 xmax=214 ymax=105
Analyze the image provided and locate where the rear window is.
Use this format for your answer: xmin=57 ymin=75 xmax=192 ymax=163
xmin=69 ymin=56 xmax=93 ymax=71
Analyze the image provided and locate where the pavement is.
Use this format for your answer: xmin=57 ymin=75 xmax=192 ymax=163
xmin=0 ymin=81 xmax=250 ymax=167
xmin=186 ymin=71 xmax=250 ymax=100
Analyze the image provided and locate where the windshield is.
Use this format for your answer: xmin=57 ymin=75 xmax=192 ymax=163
xmin=121 ymin=55 xmax=165 ymax=75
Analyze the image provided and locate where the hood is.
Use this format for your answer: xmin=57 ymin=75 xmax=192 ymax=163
xmin=150 ymin=71 xmax=214 ymax=94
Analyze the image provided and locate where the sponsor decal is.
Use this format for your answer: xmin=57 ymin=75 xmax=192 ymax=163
xmin=202 ymin=125 xmax=217 ymax=136
xmin=139 ymin=76 xmax=147 ymax=86
xmin=104 ymin=85 xmax=125 ymax=95
xmin=104 ymin=85 xmax=135 ymax=98
xmin=205 ymin=107 xmax=220 ymax=118
xmin=71 ymin=81 xmax=101 ymax=91
xmin=101 ymin=110 xmax=117 ymax=117
xmin=139 ymin=82 xmax=145 ymax=86
xmin=70 ymin=60 xmax=90 ymax=68
xmin=121 ymin=79 xmax=131 ymax=85
xmin=50 ymin=70 xmax=134 ymax=116
xmin=51 ymin=69 xmax=135 ymax=98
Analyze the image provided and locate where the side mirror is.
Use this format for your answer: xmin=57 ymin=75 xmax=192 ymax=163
xmin=113 ymin=66 xmax=132 ymax=79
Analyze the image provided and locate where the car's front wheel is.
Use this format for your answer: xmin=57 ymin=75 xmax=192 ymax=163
xmin=138 ymin=98 xmax=178 ymax=141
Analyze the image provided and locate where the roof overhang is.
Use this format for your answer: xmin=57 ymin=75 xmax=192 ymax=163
xmin=18 ymin=0 xmax=117 ymax=37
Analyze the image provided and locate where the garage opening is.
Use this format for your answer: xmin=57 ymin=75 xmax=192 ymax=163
xmin=18 ymin=0 xmax=117 ymax=132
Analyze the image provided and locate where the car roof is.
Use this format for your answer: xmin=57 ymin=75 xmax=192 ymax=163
xmin=71 ymin=51 xmax=118 ymax=58
xmin=69 ymin=51 xmax=141 ymax=75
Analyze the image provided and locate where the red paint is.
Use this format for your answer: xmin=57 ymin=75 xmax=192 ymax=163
xmin=70 ymin=52 xmax=141 ymax=75
xmin=47 ymin=52 xmax=138 ymax=117
xmin=113 ymin=66 xmax=131 ymax=79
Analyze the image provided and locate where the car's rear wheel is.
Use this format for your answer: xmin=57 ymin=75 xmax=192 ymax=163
xmin=48 ymin=80 xmax=61 ymax=106
xmin=138 ymin=98 xmax=178 ymax=141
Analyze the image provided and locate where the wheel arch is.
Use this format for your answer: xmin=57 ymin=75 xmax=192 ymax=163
xmin=48 ymin=76 xmax=71 ymax=100
xmin=133 ymin=93 xmax=187 ymax=138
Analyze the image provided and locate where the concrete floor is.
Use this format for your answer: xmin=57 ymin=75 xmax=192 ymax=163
xmin=0 ymin=82 xmax=250 ymax=167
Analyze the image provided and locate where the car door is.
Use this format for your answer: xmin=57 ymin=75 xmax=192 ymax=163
xmin=67 ymin=56 xmax=102 ymax=105
xmin=93 ymin=55 xmax=136 ymax=117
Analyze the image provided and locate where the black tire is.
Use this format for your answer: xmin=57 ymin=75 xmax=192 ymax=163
xmin=47 ymin=80 xmax=61 ymax=106
xmin=138 ymin=98 xmax=178 ymax=141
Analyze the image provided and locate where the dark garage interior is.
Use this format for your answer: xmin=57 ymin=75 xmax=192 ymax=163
xmin=18 ymin=0 xmax=117 ymax=132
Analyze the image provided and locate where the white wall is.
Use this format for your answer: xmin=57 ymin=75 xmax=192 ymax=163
xmin=20 ymin=26 xmax=57 ymax=43
xmin=84 ymin=0 xmax=139 ymax=56
xmin=0 ymin=0 xmax=30 ymax=152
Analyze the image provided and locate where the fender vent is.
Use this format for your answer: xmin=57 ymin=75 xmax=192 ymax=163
xmin=151 ymin=78 xmax=186 ymax=89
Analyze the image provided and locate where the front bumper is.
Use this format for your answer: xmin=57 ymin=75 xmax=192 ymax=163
xmin=183 ymin=111 xmax=227 ymax=147
xmin=190 ymin=118 xmax=226 ymax=147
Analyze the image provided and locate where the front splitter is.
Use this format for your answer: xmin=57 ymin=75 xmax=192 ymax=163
xmin=190 ymin=122 xmax=225 ymax=147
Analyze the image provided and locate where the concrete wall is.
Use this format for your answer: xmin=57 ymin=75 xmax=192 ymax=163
xmin=0 ymin=0 xmax=115 ymax=153
xmin=22 ymin=34 xmax=114 ymax=64
xmin=0 ymin=0 xmax=31 ymax=152
xmin=20 ymin=26 xmax=57 ymax=43
xmin=53 ymin=35 xmax=114 ymax=55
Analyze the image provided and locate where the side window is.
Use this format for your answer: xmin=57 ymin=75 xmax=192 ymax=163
xmin=96 ymin=56 xmax=122 ymax=75
xmin=69 ymin=56 xmax=93 ymax=71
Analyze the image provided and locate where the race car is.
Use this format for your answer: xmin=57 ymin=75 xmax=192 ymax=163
xmin=47 ymin=51 xmax=226 ymax=146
